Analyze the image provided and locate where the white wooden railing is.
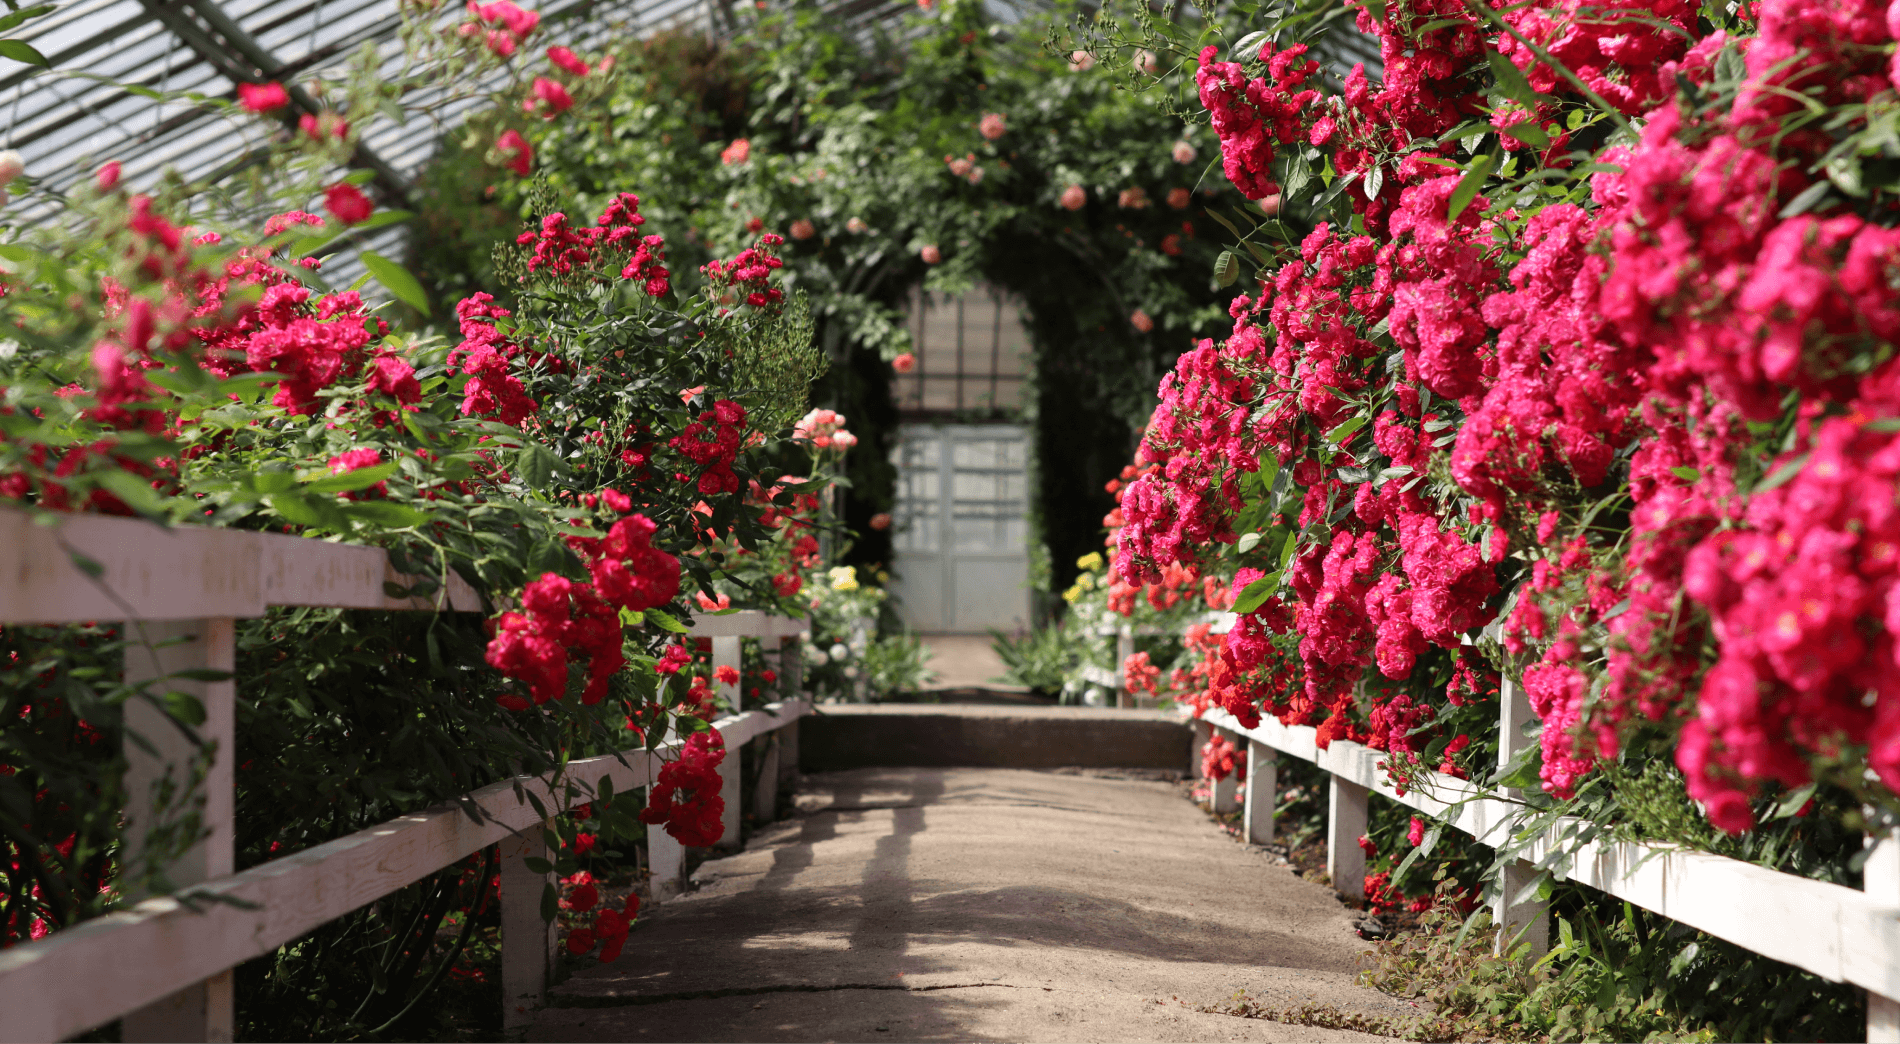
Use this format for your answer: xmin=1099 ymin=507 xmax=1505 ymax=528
xmin=0 ymin=508 xmax=809 ymax=1043
xmin=1182 ymin=632 xmax=1900 ymax=1041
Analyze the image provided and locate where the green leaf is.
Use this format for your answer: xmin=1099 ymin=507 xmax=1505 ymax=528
xmin=1228 ymin=30 xmax=1269 ymax=59
xmin=92 ymin=470 xmax=168 ymax=518
xmin=1235 ymin=532 xmax=1263 ymax=554
xmin=1669 ymin=466 xmax=1700 ymax=482
xmin=1770 ymin=782 xmax=1818 ymax=820
xmin=1324 ymin=416 xmax=1367 ymax=444
xmin=645 ymin=608 xmax=689 ymax=634
xmin=524 ymin=856 xmax=553 ymax=874
xmin=1231 ymin=575 xmax=1278 ymax=615
xmin=360 ymin=251 xmax=431 ymax=317
xmin=1668 ymin=941 xmax=1700 ymax=977
xmin=0 ymin=39 xmax=49 ymax=67
xmin=1488 ymin=50 xmax=1539 ymax=106
xmin=1754 ymin=453 xmax=1809 ymax=493
xmin=540 ymin=880 xmax=558 ymax=923
xmin=302 ymin=461 xmax=398 ymax=493
xmin=1866 ymin=417 xmax=1900 ymax=432
xmin=1503 ymin=119 xmax=1549 ymax=150
xmin=343 ymin=501 xmax=429 ymax=528
xmin=252 ymin=468 xmax=297 ymax=494
xmin=161 ymin=690 xmax=207 ymax=727
xmin=618 ymin=607 xmax=645 ymax=628
xmin=0 ymin=7 xmax=55 ymax=35
xmin=514 ymin=442 xmax=560 ymax=488
xmin=268 ymin=490 xmax=348 ymax=530
xmin=1447 ymin=151 xmax=1498 ymax=222
xmin=1277 ymin=529 xmax=1298 ymax=571
xmin=1778 ymin=181 xmax=1831 ymax=219
xmin=1213 ymin=250 xmax=1240 ymax=287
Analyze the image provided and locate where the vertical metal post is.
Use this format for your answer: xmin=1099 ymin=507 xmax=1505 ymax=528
xmin=711 ymin=634 xmax=742 ymax=713
xmin=499 ymin=822 xmax=556 ymax=1033
xmin=1327 ymin=776 xmax=1369 ymax=901
xmin=1244 ymin=743 xmax=1277 ymax=846
xmin=121 ymin=618 xmax=236 ymax=1044
xmin=1493 ymin=676 xmax=1549 ymax=956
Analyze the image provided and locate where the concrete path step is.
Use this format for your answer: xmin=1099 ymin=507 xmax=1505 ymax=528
xmin=531 ymin=767 xmax=1411 ymax=1042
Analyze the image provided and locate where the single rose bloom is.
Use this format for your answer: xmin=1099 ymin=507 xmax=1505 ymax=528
xmin=1171 ymin=140 xmax=1196 ymax=164
xmin=1130 ymin=309 xmax=1153 ymax=333
xmin=978 ymin=112 xmax=1007 ymax=140
xmin=324 ymin=183 xmax=373 ymax=225
xmin=1260 ymin=193 xmax=1282 ymax=215
xmin=1069 ymin=50 xmax=1095 ymax=71
xmin=547 ymin=45 xmax=590 ymax=76
xmin=920 ymin=243 xmax=941 ymax=264
xmin=496 ymin=129 xmax=533 ymax=176
xmin=892 ymin=352 xmax=916 ymax=373
xmin=1117 ymin=186 xmax=1150 ymax=209
xmin=0 ymin=151 xmax=23 ymax=186
xmin=869 ymin=512 xmax=893 ymax=531
xmin=1059 ymin=184 xmax=1086 ymax=211
xmin=1166 ymin=187 xmax=1191 ymax=209
xmin=1159 ymin=234 xmax=1182 ymax=256
xmin=790 ymin=218 xmax=816 ymax=240
xmin=238 ymin=82 xmax=290 ymax=113
xmin=846 ymin=216 xmax=868 ymax=233
xmin=746 ymin=216 xmax=763 ymax=232
xmin=721 ymin=138 xmax=751 ymax=165
xmin=1135 ymin=49 xmax=1159 ymax=75
xmin=524 ymin=76 xmax=573 ymax=118
xmin=966 ymin=166 xmax=984 ymax=185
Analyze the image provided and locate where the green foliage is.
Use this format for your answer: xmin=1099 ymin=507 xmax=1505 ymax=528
xmin=1357 ymin=887 xmax=1863 ymax=1043
xmin=992 ymin=624 xmax=1084 ymax=695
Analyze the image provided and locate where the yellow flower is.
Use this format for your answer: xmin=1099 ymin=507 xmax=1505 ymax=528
xmin=1062 ymin=583 xmax=1084 ymax=604
xmin=828 ymin=565 xmax=860 ymax=591
xmin=1075 ymin=552 xmax=1103 ymax=572
xmin=1076 ymin=574 xmax=1095 ymax=592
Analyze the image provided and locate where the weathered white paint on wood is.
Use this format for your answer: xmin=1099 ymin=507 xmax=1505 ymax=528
xmin=685 ymin=610 xmax=808 ymax=639
xmin=1210 ymin=728 xmax=1239 ymax=814
xmin=1244 ymin=743 xmax=1276 ymax=847
xmin=500 ymin=822 xmax=555 ymax=1034
xmin=711 ymin=635 xmax=742 ymax=711
xmin=1326 ymin=776 xmax=1368 ymax=901
xmin=120 ymin=618 xmax=236 ymax=1044
xmin=1194 ymin=704 xmax=1900 ymax=1015
xmin=0 ymin=701 xmax=809 ymax=1044
xmin=754 ymin=735 xmax=780 ymax=824
xmin=0 ymin=507 xmax=482 ymax=624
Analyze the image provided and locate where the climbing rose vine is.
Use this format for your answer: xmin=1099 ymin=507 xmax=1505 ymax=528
xmin=1098 ymin=0 xmax=1900 ymax=832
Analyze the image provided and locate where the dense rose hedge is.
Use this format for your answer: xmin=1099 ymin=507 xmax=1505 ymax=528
xmin=1095 ymin=0 xmax=1900 ymax=833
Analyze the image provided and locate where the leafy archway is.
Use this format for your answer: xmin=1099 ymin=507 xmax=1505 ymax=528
xmin=411 ymin=0 xmax=1259 ymax=607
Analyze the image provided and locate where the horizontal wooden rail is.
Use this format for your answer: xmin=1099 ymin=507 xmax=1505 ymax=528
xmin=1193 ymin=704 xmax=1900 ymax=1012
xmin=0 ymin=507 xmax=483 ymax=622
xmin=0 ymin=700 xmax=810 ymax=1044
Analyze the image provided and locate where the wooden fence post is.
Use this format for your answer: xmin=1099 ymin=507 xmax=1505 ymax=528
xmin=647 ymin=761 xmax=684 ymax=901
xmin=753 ymin=731 xmax=781 ymax=823
xmin=1210 ymin=730 xmax=1239 ymax=814
xmin=1190 ymin=718 xmax=1212 ymax=778
xmin=712 ymin=634 xmax=742 ymax=712
xmin=1327 ymin=776 xmax=1369 ymax=900
xmin=717 ymin=736 xmax=743 ymax=849
xmin=1865 ymin=818 xmax=1900 ymax=1042
xmin=1244 ymin=742 xmax=1277 ymax=846
xmin=779 ymin=715 xmax=801 ymax=786
xmin=120 ymin=617 xmax=236 ymax=1044
xmin=499 ymin=822 xmax=556 ymax=1033
xmin=1115 ymin=627 xmax=1134 ymax=709
xmin=1494 ymin=675 xmax=1549 ymax=957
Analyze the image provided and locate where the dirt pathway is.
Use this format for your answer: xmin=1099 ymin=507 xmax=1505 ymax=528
xmin=531 ymin=767 xmax=1414 ymax=1043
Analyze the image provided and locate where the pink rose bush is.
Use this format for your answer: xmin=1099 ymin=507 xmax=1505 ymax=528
xmin=1111 ymin=0 xmax=1900 ymax=833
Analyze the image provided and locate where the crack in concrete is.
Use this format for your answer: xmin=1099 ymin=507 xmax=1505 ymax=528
xmin=548 ymin=982 xmax=1051 ymax=1009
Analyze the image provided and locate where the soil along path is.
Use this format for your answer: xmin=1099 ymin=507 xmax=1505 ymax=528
xmin=533 ymin=767 xmax=1411 ymax=1043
